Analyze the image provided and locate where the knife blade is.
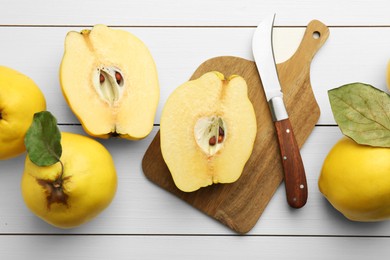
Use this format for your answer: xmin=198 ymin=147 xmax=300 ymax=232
xmin=252 ymin=14 xmax=308 ymax=208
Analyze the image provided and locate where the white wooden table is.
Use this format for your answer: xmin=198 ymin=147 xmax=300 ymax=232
xmin=1 ymin=1 xmax=390 ymax=259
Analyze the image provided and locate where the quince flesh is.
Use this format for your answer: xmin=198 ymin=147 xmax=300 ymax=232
xmin=60 ymin=25 xmax=159 ymax=140
xmin=0 ymin=66 xmax=46 ymax=159
xmin=21 ymin=132 xmax=117 ymax=228
xmin=160 ymin=72 xmax=257 ymax=192
xmin=319 ymin=137 xmax=390 ymax=221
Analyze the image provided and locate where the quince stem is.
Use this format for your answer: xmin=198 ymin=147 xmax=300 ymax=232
xmin=53 ymin=160 xmax=64 ymax=189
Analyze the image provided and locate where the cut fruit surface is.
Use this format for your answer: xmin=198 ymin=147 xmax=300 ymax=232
xmin=160 ymin=72 xmax=257 ymax=192
xmin=60 ymin=24 xmax=159 ymax=140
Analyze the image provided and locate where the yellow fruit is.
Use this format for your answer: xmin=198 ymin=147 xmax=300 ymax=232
xmin=160 ymin=72 xmax=257 ymax=192
xmin=319 ymin=137 xmax=390 ymax=221
xmin=60 ymin=24 xmax=159 ymax=140
xmin=21 ymin=132 xmax=117 ymax=228
xmin=0 ymin=66 xmax=46 ymax=159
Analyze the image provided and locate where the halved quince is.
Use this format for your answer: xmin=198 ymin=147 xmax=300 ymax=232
xmin=60 ymin=25 xmax=159 ymax=140
xmin=160 ymin=72 xmax=257 ymax=192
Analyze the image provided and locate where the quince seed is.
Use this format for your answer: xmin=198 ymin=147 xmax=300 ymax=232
xmin=219 ymin=126 xmax=224 ymax=136
xmin=115 ymin=71 xmax=122 ymax=85
xmin=209 ymin=136 xmax=216 ymax=146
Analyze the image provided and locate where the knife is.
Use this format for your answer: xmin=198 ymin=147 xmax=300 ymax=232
xmin=252 ymin=14 xmax=308 ymax=208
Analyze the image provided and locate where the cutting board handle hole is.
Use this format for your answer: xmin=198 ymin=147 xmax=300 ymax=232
xmin=312 ymin=31 xmax=321 ymax=39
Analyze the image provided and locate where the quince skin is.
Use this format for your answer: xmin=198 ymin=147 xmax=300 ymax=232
xmin=21 ymin=132 xmax=117 ymax=228
xmin=0 ymin=66 xmax=46 ymax=159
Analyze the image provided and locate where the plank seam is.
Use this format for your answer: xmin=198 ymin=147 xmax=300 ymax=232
xmin=0 ymin=233 xmax=388 ymax=238
xmin=2 ymin=25 xmax=390 ymax=28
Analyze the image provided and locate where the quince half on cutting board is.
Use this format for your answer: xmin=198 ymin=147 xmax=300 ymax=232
xmin=160 ymin=72 xmax=257 ymax=192
xmin=60 ymin=25 xmax=159 ymax=140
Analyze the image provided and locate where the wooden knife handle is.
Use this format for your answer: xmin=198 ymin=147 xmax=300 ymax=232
xmin=274 ymin=118 xmax=308 ymax=208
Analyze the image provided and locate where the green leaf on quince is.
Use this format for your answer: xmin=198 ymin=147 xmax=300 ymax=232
xmin=328 ymin=82 xmax=390 ymax=147
xmin=25 ymin=111 xmax=62 ymax=166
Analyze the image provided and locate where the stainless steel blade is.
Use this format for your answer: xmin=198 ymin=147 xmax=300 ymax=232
xmin=252 ymin=14 xmax=282 ymax=101
xmin=252 ymin=13 xmax=288 ymax=121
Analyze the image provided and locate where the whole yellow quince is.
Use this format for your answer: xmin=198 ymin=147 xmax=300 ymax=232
xmin=0 ymin=66 xmax=46 ymax=159
xmin=21 ymin=132 xmax=117 ymax=228
xmin=319 ymin=137 xmax=390 ymax=221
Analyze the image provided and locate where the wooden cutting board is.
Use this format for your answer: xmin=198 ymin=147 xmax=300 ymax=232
xmin=142 ymin=20 xmax=329 ymax=233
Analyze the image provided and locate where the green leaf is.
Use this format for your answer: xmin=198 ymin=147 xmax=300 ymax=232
xmin=25 ymin=111 xmax=62 ymax=166
xmin=328 ymin=82 xmax=390 ymax=147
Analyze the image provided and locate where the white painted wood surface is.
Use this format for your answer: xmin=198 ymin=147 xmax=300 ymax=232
xmin=1 ymin=1 xmax=389 ymax=259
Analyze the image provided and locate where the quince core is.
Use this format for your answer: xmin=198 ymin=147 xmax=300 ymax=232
xmin=60 ymin=25 xmax=159 ymax=140
xmin=160 ymin=72 xmax=257 ymax=192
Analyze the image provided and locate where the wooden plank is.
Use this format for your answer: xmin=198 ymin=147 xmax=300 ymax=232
xmin=0 ymin=235 xmax=389 ymax=260
xmin=1 ymin=126 xmax=390 ymax=236
xmin=0 ymin=27 xmax=390 ymax=125
xmin=1 ymin=0 xmax=390 ymax=26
